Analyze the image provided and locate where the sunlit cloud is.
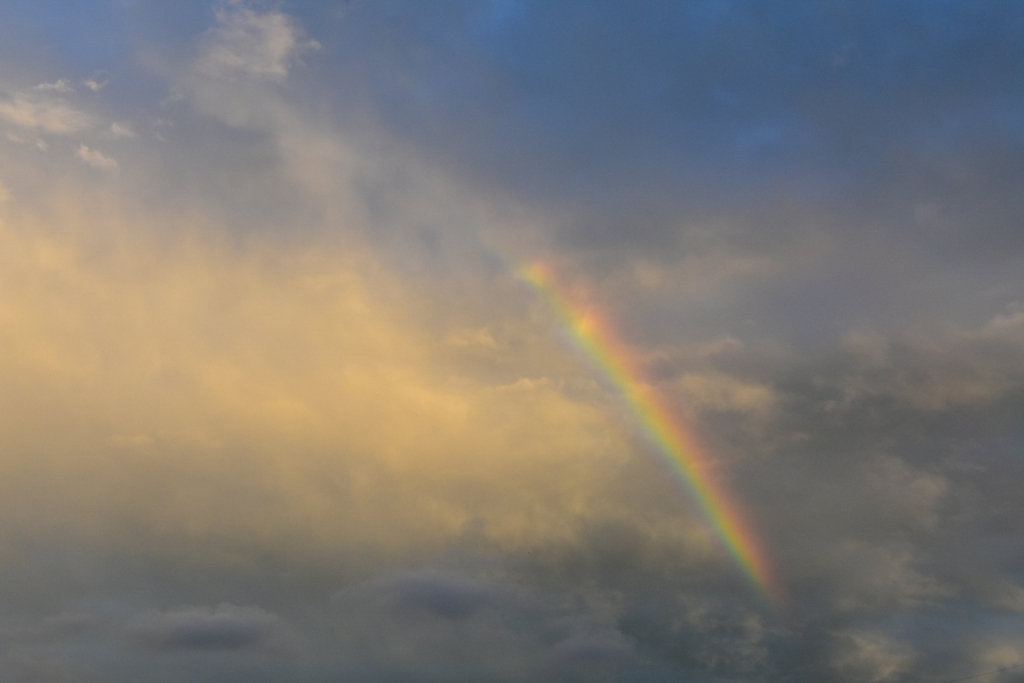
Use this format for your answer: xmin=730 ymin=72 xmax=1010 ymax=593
xmin=0 ymin=90 xmax=94 ymax=134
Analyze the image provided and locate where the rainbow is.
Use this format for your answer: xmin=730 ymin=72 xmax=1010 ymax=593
xmin=520 ymin=261 xmax=781 ymax=606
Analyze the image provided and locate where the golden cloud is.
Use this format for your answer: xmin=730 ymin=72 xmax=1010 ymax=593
xmin=0 ymin=191 xmax=671 ymax=568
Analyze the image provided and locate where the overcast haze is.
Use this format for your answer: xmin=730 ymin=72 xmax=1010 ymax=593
xmin=1 ymin=2 xmax=1023 ymax=682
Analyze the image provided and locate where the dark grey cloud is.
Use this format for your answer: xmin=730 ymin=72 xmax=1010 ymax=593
xmin=551 ymin=633 xmax=633 ymax=663
xmin=372 ymin=568 xmax=493 ymax=619
xmin=126 ymin=604 xmax=293 ymax=654
xmin=687 ymin=320 xmax=1024 ymax=679
xmin=326 ymin=566 xmax=642 ymax=681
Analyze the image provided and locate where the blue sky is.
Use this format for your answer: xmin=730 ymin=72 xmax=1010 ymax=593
xmin=0 ymin=2 xmax=1023 ymax=682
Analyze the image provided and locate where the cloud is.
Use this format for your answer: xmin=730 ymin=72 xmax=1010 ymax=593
xmin=830 ymin=542 xmax=956 ymax=613
xmin=823 ymin=329 xmax=1022 ymax=412
xmin=33 ymin=79 xmax=73 ymax=93
xmin=75 ymin=144 xmax=117 ymax=170
xmin=371 ymin=569 xmax=494 ymax=620
xmin=991 ymin=581 xmax=1024 ymax=612
xmin=330 ymin=567 xmax=637 ymax=680
xmin=83 ymin=72 xmax=110 ymax=92
xmin=126 ymin=604 xmax=292 ymax=654
xmin=0 ymin=91 xmax=93 ymax=134
xmin=195 ymin=1 xmax=320 ymax=82
xmin=864 ymin=456 xmax=947 ymax=531
xmin=552 ymin=632 xmax=634 ymax=663
xmin=828 ymin=629 xmax=916 ymax=683
xmin=5 ymin=130 xmax=47 ymax=149
xmin=978 ymin=643 xmax=1023 ymax=671
xmin=672 ymin=371 xmax=778 ymax=421
xmin=108 ymin=122 xmax=136 ymax=139
xmin=0 ymin=192 xmax=639 ymax=569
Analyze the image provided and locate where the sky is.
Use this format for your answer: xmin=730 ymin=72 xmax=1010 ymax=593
xmin=0 ymin=1 xmax=1023 ymax=681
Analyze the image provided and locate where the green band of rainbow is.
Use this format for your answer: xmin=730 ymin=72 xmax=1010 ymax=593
xmin=521 ymin=261 xmax=782 ymax=606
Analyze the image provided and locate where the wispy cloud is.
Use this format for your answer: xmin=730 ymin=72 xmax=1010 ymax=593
xmin=108 ymin=122 xmax=136 ymax=139
xmin=33 ymin=78 xmax=74 ymax=93
xmin=83 ymin=73 xmax=110 ymax=92
xmin=195 ymin=1 xmax=320 ymax=82
xmin=75 ymin=144 xmax=117 ymax=169
xmin=0 ymin=91 xmax=93 ymax=134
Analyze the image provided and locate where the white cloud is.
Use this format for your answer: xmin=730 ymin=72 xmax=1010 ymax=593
xmin=83 ymin=77 xmax=108 ymax=92
xmin=75 ymin=145 xmax=117 ymax=170
xmin=196 ymin=1 xmax=320 ymax=82
xmin=0 ymin=93 xmax=94 ymax=134
xmin=33 ymin=79 xmax=73 ymax=93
